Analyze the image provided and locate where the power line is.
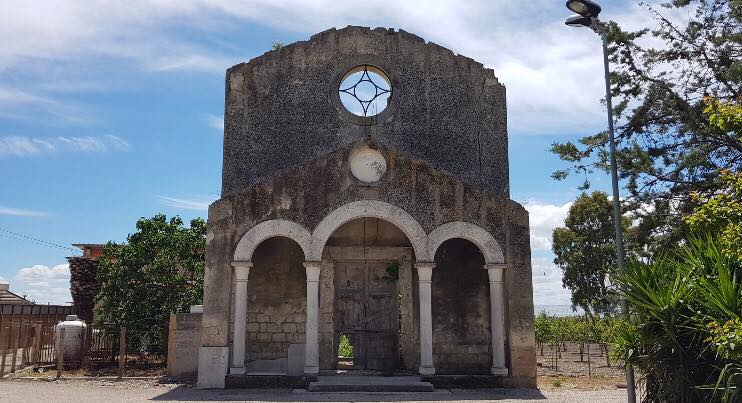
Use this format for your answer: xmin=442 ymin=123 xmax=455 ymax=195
xmin=0 ymin=227 xmax=79 ymax=253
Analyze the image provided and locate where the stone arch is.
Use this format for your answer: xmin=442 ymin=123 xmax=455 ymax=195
xmin=427 ymin=221 xmax=504 ymax=264
xmin=308 ymin=200 xmax=431 ymax=261
xmin=233 ymin=219 xmax=312 ymax=261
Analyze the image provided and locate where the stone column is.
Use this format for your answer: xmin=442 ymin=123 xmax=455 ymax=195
xmin=304 ymin=261 xmax=322 ymax=375
xmin=229 ymin=261 xmax=252 ymax=374
xmin=486 ymin=263 xmax=508 ymax=375
xmin=416 ymin=262 xmax=436 ymax=375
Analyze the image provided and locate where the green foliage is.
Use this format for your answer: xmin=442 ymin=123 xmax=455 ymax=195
xmin=613 ymin=236 xmax=742 ymax=402
xmin=534 ymin=313 xmax=623 ymax=345
xmin=338 ymin=334 xmax=353 ymax=357
xmin=96 ymin=214 xmax=206 ymax=352
xmin=551 ymin=1 xmax=742 ymax=254
xmin=552 ymin=191 xmax=635 ymax=315
xmin=707 ymin=318 xmax=742 ymax=361
xmin=686 ymin=170 xmax=742 ymax=261
xmin=271 ymin=41 xmax=285 ymax=51
xmin=706 ymin=97 xmax=742 ymax=135
xmin=382 ymin=261 xmax=400 ymax=283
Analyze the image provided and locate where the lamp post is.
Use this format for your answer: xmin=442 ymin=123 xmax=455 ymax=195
xmin=564 ymin=1 xmax=637 ymax=402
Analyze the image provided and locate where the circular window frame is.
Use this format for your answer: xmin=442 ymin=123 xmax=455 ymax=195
xmin=331 ymin=58 xmax=397 ymax=126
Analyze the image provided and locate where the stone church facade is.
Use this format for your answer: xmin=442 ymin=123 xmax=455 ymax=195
xmin=196 ymin=26 xmax=536 ymax=388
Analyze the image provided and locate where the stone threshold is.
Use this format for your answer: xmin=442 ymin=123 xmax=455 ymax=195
xmin=308 ymin=375 xmax=434 ymax=392
xmin=422 ymin=374 xmax=508 ymax=389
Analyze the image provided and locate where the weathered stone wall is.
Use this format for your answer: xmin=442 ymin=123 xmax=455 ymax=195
xmin=239 ymin=237 xmax=306 ymax=364
xmin=432 ymin=239 xmax=491 ymax=374
xmin=203 ymin=144 xmax=535 ymax=384
xmin=503 ymin=202 xmax=536 ymax=387
xmin=222 ymin=26 xmax=508 ymax=197
xmin=167 ymin=313 xmax=202 ymax=380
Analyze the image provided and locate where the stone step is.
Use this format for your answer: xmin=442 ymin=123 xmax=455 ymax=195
xmin=308 ymin=376 xmax=434 ymax=392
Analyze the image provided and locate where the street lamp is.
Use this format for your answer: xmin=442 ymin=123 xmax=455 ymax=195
xmin=564 ymin=1 xmax=637 ymax=402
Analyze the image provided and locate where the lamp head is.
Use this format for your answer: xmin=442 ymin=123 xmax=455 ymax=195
xmin=566 ymin=0 xmax=601 ymax=18
xmin=565 ymin=14 xmax=594 ymax=28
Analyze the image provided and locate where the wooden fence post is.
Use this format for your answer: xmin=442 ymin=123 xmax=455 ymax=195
xmin=56 ymin=327 xmax=65 ymax=379
xmin=10 ymin=322 xmax=19 ymax=373
xmin=20 ymin=318 xmax=27 ymax=366
xmin=0 ymin=325 xmax=7 ymax=378
xmin=587 ymin=341 xmax=592 ymax=377
xmin=32 ymin=324 xmax=41 ymax=364
xmin=117 ymin=327 xmax=126 ymax=381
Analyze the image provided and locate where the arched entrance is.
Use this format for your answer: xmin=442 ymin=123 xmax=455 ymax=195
xmin=229 ymin=219 xmax=312 ymax=375
xmin=432 ymin=238 xmax=490 ymax=374
xmin=321 ymin=217 xmax=416 ymax=373
xmin=243 ymin=237 xmax=307 ymax=372
xmin=427 ymin=220 xmax=508 ymax=376
xmin=310 ymin=200 xmax=429 ymax=374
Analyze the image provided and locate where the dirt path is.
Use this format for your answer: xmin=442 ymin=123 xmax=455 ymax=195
xmin=0 ymin=379 xmax=627 ymax=402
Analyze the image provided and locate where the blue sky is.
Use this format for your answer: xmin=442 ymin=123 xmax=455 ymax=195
xmin=0 ymin=0 xmax=652 ymax=306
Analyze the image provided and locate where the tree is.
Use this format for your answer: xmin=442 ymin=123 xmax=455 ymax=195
xmin=685 ymin=169 xmax=742 ymax=260
xmin=96 ymin=214 xmax=206 ymax=351
xmin=552 ymin=191 xmax=635 ymax=315
xmin=551 ymin=0 xmax=742 ymax=253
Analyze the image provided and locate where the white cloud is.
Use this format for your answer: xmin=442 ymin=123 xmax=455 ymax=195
xmin=205 ymin=114 xmax=225 ymax=132
xmin=524 ymin=200 xmax=572 ymax=252
xmin=13 ymin=263 xmax=71 ymax=305
xmin=157 ymin=195 xmax=215 ymax=211
xmin=0 ymin=1 xmax=666 ymax=132
xmin=0 ymin=134 xmax=131 ymax=156
xmin=0 ymin=206 xmax=50 ymax=217
xmin=531 ymin=256 xmax=571 ymax=306
xmin=524 ymin=200 xmax=575 ymax=308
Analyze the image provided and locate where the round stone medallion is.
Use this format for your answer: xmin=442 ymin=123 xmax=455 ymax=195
xmin=350 ymin=148 xmax=387 ymax=183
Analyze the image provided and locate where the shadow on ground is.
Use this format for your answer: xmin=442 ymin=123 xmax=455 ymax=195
xmin=150 ymin=386 xmax=547 ymax=401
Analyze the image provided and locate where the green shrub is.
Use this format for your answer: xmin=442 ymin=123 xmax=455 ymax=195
xmin=613 ymin=236 xmax=741 ymax=402
xmin=338 ymin=334 xmax=353 ymax=358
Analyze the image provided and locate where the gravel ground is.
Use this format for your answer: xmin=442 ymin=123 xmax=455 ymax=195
xmin=0 ymin=379 xmax=628 ymax=403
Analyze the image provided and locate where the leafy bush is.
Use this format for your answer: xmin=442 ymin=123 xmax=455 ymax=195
xmin=613 ymin=236 xmax=741 ymax=402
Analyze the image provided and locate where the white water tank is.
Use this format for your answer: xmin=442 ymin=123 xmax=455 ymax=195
xmin=54 ymin=314 xmax=87 ymax=368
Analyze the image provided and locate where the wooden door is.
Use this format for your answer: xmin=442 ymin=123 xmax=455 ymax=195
xmin=334 ymin=260 xmax=399 ymax=371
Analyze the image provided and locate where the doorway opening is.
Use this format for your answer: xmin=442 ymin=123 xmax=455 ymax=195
xmin=324 ymin=217 xmax=413 ymax=374
xmin=336 ymin=333 xmax=355 ymax=369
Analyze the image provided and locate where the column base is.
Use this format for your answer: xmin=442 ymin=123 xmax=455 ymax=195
xmin=229 ymin=366 xmax=246 ymax=375
xmin=419 ymin=365 xmax=436 ymax=376
xmin=304 ymin=365 xmax=319 ymax=375
xmin=196 ymin=346 xmax=228 ymax=389
xmin=491 ymin=366 xmax=509 ymax=376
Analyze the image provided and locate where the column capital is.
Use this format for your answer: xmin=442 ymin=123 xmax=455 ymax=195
xmin=231 ymin=261 xmax=252 ymax=281
xmin=484 ymin=263 xmax=507 ymax=271
xmin=304 ymin=261 xmax=321 ymax=282
xmin=486 ymin=264 xmax=506 ymax=283
xmin=416 ymin=262 xmax=435 ymax=282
